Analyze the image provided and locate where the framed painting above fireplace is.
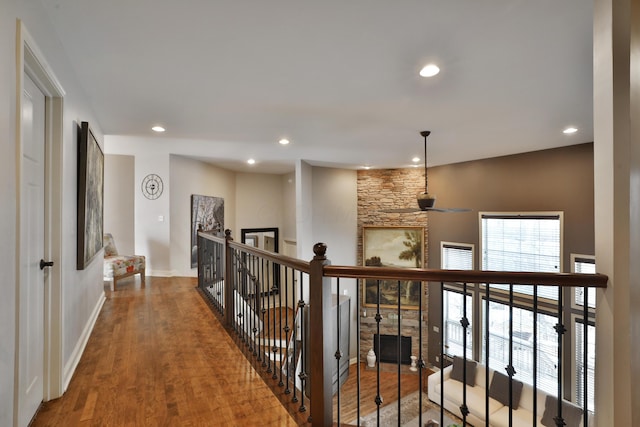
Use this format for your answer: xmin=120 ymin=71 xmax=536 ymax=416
xmin=362 ymin=226 xmax=424 ymax=309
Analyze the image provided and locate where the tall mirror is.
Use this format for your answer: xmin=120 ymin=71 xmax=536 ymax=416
xmin=241 ymin=227 xmax=279 ymax=253
xmin=241 ymin=227 xmax=280 ymax=293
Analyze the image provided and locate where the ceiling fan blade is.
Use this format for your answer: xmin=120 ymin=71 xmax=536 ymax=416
xmin=381 ymin=207 xmax=471 ymax=213
xmin=380 ymin=207 xmax=423 ymax=213
xmin=428 ymin=207 xmax=471 ymax=213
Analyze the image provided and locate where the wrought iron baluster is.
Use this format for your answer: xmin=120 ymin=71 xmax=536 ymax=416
xmin=375 ymin=279 xmax=383 ymax=426
xmin=460 ymin=282 xmax=469 ymax=423
xmin=554 ymin=285 xmax=566 ymax=427
xmin=485 ymin=283 xmax=490 ymax=427
xmin=284 ymin=266 xmax=291 ymax=394
xmin=583 ymin=286 xmax=589 ymax=427
xmin=533 ymin=285 xmax=538 ymax=427
xmin=507 ymin=284 xmax=514 ymax=427
xmin=418 ymin=279 xmax=424 ymax=427
xmin=440 ymin=281 xmax=445 ymax=427
xmin=298 ymin=269 xmax=307 ymax=413
xmin=260 ymin=255 xmax=267 ymax=367
xmin=278 ymin=261 xmax=284 ymax=387
xmin=397 ymin=280 xmax=402 ymax=424
xmin=356 ymin=276 xmax=362 ymax=425
xmin=271 ymin=259 xmax=278 ymax=380
xmin=336 ymin=278 xmax=342 ymax=426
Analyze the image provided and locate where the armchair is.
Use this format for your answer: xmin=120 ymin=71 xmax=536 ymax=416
xmin=103 ymin=233 xmax=145 ymax=290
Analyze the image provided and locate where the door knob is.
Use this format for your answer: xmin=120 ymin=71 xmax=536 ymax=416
xmin=40 ymin=259 xmax=54 ymax=270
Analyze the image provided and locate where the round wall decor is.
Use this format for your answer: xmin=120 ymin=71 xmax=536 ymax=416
xmin=141 ymin=173 xmax=164 ymax=200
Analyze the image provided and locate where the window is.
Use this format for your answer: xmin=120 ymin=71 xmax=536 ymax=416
xmin=574 ymin=319 xmax=595 ymax=412
xmin=438 ymin=214 xmax=593 ymax=407
xmin=441 ymin=242 xmax=474 ymax=358
xmin=478 ymin=213 xmax=562 ymax=396
xmin=571 ymin=254 xmax=596 ymax=412
xmin=572 ymin=254 xmax=596 ymax=308
xmin=442 ymin=242 xmax=474 ymax=270
xmin=481 ymin=299 xmax=558 ymax=396
xmin=443 ymin=289 xmax=473 ymax=357
xmin=481 ymin=213 xmax=562 ymax=300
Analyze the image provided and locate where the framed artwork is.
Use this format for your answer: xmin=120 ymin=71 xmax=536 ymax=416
xmin=362 ymin=226 xmax=424 ymax=309
xmin=191 ymin=194 xmax=224 ymax=268
xmin=77 ymin=121 xmax=104 ymax=270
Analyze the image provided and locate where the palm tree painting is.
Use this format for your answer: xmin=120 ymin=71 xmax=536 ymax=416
xmin=362 ymin=226 xmax=424 ymax=309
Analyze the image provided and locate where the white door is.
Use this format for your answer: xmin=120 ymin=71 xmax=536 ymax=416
xmin=18 ymin=72 xmax=46 ymax=425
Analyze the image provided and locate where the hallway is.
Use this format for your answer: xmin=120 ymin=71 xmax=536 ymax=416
xmin=32 ymin=276 xmax=297 ymax=426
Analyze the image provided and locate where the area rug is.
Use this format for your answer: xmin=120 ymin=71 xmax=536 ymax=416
xmin=404 ymin=408 xmax=457 ymax=427
xmin=350 ymin=391 xmax=459 ymax=426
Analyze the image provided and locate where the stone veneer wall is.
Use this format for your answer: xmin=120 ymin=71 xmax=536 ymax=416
xmin=357 ymin=168 xmax=429 ymax=363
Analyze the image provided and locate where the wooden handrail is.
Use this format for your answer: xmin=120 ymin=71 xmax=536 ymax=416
xmin=199 ymin=230 xmax=608 ymax=288
xmin=197 ymin=230 xmax=225 ymax=244
xmin=228 ymin=241 xmax=311 ymax=273
xmin=198 ymin=229 xmax=310 ymax=272
xmin=323 ymin=265 xmax=608 ymax=287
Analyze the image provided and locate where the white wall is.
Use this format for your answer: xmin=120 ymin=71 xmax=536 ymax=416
xmin=169 ymin=155 xmax=236 ymax=277
xmin=309 ymin=166 xmax=358 ymax=358
xmin=281 ymin=172 xmax=296 ymax=243
xmin=296 ymin=160 xmax=314 ymax=260
xmin=105 ymin=136 xmax=174 ymax=275
xmin=236 ymin=172 xmax=284 ymax=242
xmin=1 ymin=3 xmax=106 ymax=425
xmin=104 ymin=154 xmax=135 ymax=254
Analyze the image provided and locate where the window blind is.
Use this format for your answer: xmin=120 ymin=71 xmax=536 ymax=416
xmin=574 ymin=321 xmax=595 ymax=411
xmin=442 ymin=242 xmax=473 ymax=270
xmin=573 ymin=256 xmax=596 ymax=308
xmin=481 ymin=214 xmax=561 ymax=300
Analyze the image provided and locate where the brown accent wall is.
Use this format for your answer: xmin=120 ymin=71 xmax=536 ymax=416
xmin=427 ymin=142 xmax=595 ymax=270
xmin=426 ymin=142 xmax=594 ymax=366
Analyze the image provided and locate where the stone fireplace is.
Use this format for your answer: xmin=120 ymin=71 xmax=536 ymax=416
xmin=357 ymin=168 xmax=430 ymax=364
xmin=374 ymin=334 xmax=412 ymax=365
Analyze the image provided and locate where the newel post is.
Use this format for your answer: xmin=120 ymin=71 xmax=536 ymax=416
xmin=309 ymin=243 xmax=333 ymax=427
xmin=224 ymin=229 xmax=235 ymax=328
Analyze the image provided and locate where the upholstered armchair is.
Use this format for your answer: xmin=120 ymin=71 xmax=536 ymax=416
xmin=103 ymin=233 xmax=145 ymax=290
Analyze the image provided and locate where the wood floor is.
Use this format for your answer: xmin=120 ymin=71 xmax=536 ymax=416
xmin=32 ymin=276 xmax=298 ymax=426
xmin=332 ymin=363 xmax=421 ymax=425
xmin=32 ymin=276 xmax=429 ymax=426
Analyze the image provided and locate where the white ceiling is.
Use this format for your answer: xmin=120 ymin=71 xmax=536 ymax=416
xmin=42 ymin=0 xmax=593 ymax=174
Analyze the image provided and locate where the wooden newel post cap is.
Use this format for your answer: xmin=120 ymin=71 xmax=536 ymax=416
xmin=313 ymin=243 xmax=327 ymax=259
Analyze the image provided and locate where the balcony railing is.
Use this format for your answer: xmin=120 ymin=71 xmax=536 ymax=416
xmin=197 ymin=230 xmax=607 ymax=427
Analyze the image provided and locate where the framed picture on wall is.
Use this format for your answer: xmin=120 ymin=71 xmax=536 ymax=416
xmin=362 ymin=226 xmax=424 ymax=309
xmin=191 ymin=194 xmax=224 ymax=268
xmin=77 ymin=121 xmax=104 ymax=270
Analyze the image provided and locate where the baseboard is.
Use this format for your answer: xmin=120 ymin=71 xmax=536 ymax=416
xmin=62 ymin=291 xmax=106 ymax=391
xmin=147 ymin=269 xmax=179 ymax=277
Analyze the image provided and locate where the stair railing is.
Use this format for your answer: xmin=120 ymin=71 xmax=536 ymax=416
xmin=197 ymin=230 xmax=608 ymax=427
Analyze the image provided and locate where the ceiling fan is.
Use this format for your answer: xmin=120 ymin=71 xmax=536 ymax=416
xmin=382 ymin=130 xmax=470 ymax=213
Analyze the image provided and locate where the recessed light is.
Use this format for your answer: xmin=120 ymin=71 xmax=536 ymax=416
xmin=412 ymin=157 xmax=421 ymax=163
xmin=151 ymin=125 xmax=165 ymax=133
xmin=563 ymin=127 xmax=578 ymax=134
xmin=419 ymin=64 xmax=440 ymax=78
xmin=247 ymin=158 xmax=256 ymax=165
xmin=279 ymin=138 xmax=290 ymax=145
xmin=362 ymin=166 xmax=371 ymax=170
